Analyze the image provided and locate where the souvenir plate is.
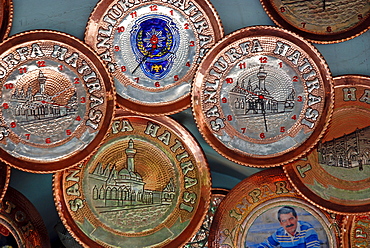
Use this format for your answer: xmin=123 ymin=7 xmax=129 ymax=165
xmin=342 ymin=215 xmax=370 ymax=248
xmin=0 ymin=0 xmax=12 ymax=41
xmin=85 ymin=0 xmax=223 ymax=115
xmin=260 ymin=0 xmax=370 ymax=44
xmin=53 ymin=109 xmax=211 ymax=247
xmin=0 ymin=161 xmax=10 ymax=202
xmin=208 ymin=168 xmax=340 ymax=248
xmin=192 ymin=26 xmax=333 ymax=167
xmin=0 ymin=187 xmax=51 ymax=247
xmin=284 ymin=75 xmax=370 ymax=214
xmin=0 ymin=30 xmax=115 ymax=173
xmin=184 ymin=188 xmax=228 ymax=247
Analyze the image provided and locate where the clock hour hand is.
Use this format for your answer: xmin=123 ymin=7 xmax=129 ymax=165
xmin=323 ymin=0 xmax=326 ymax=10
xmin=259 ymin=96 xmax=268 ymax=132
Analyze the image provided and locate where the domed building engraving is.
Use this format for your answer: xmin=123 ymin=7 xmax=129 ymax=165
xmin=88 ymin=139 xmax=176 ymax=209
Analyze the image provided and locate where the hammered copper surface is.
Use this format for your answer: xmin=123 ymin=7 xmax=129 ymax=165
xmin=260 ymin=0 xmax=370 ymax=43
xmin=85 ymin=0 xmax=223 ymax=115
xmin=284 ymin=75 xmax=370 ymax=214
xmin=53 ymin=109 xmax=211 ymax=247
xmin=0 ymin=0 xmax=12 ymax=41
xmin=192 ymin=26 xmax=333 ymax=167
xmin=209 ymin=168 xmax=341 ymax=248
xmin=0 ymin=187 xmax=51 ymax=248
xmin=0 ymin=30 xmax=116 ymax=173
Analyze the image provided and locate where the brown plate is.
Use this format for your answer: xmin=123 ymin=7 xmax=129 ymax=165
xmin=85 ymin=0 xmax=223 ymax=115
xmin=184 ymin=188 xmax=229 ymax=247
xmin=260 ymin=0 xmax=370 ymax=44
xmin=209 ymin=167 xmax=341 ymax=248
xmin=53 ymin=109 xmax=211 ymax=247
xmin=284 ymin=75 xmax=370 ymax=215
xmin=0 ymin=186 xmax=51 ymax=247
xmin=192 ymin=26 xmax=333 ymax=167
xmin=342 ymin=215 xmax=370 ymax=248
xmin=0 ymin=30 xmax=116 ymax=173
xmin=0 ymin=0 xmax=12 ymax=41
xmin=0 ymin=161 xmax=10 ymax=202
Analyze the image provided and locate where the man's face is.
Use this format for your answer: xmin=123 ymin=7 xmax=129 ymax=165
xmin=279 ymin=213 xmax=298 ymax=235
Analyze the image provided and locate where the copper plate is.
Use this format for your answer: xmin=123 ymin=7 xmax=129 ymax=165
xmin=192 ymin=26 xmax=333 ymax=167
xmin=85 ymin=0 xmax=223 ymax=115
xmin=0 ymin=0 xmax=12 ymax=41
xmin=53 ymin=109 xmax=211 ymax=247
xmin=184 ymin=187 xmax=228 ymax=247
xmin=0 ymin=161 xmax=10 ymax=202
xmin=342 ymin=215 xmax=370 ymax=248
xmin=0 ymin=187 xmax=51 ymax=247
xmin=260 ymin=0 xmax=370 ymax=44
xmin=209 ymin=168 xmax=341 ymax=248
xmin=284 ymin=75 xmax=370 ymax=215
xmin=0 ymin=30 xmax=116 ymax=173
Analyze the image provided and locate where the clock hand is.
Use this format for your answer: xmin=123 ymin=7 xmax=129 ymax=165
xmin=323 ymin=0 xmax=326 ymax=10
xmin=259 ymin=96 xmax=268 ymax=132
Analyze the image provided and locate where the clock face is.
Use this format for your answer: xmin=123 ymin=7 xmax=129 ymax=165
xmin=0 ymin=31 xmax=115 ymax=172
xmin=85 ymin=0 xmax=223 ymax=115
xmin=192 ymin=26 xmax=333 ymax=167
xmin=261 ymin=0 xmax=370 ymax=43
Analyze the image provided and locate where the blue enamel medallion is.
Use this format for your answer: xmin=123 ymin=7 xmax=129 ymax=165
xmin=130 ymin=15 xmax=180 ymax=80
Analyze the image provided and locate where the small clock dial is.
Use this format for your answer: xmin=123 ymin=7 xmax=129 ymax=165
xmin=192 ymin=26 xmax=333 ymax=167
xmin=85 ymin=0 xmax=223 ymax=115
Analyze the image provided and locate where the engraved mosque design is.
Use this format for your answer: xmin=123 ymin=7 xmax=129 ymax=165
xmin=89 ymin=139 xmax=176 ymax=209
xmin=11 ymin=70 xmax=78 ymax=123
xmin=229 ymin=65 xmax=295 ymax=117
xmin=318 ymin=126 xmax=370 ymax=171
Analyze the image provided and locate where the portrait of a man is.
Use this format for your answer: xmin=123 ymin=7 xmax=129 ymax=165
xmin=246 ymin=206 xmax=322 ymax=248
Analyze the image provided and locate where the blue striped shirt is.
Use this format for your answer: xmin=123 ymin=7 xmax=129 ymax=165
xmin=256 ymin=221 xmax=320 ymax=248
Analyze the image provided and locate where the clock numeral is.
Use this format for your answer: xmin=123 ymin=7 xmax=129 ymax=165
xmin=114 ymin=46 xmax=120 ymax=52
xmin=19 ymin=67 xmax=27 ymax=74
xmin=174 ymin=75 xmax=179 ymax=81
xmin=169 ymin=10 xmax=174 ymax=15
xmin=241 ymin=127 xmax=246 ymax=133
xmin=58 ymin=65 xmax=64 ymax=71
xmin=149 ymin=5 xmax=158 ymax=11
xmin=130 ymin=11 xmax=137 ymax=18
xmin=121 ymin=66 xmax=126 ymax=72
xmin=4 ymin=83 xmax=13 ymax=90
xmin=76 ymin=116 xmax=81 ymax=121
xmin=184 ymin=23 xmax=190 ymax=29
xmin=227 ymin=115 xmax=233 ymax=121
xmin=185 ymin=61 xmax=191 ymax=67
xmin=222 ymin=97 xmax=227 ymax=103
xmin=134 ymin=77 xmax=139 ymax=83
xmin=239 ymin=62 xmax=246 ymax=69
xmin=280 ymin=126 xmax=285 ymax=133
xmin=259 ymin=56 xmax=268 ymax=63
xmin=297 ymin=96 xmax=303 ymax=102
xmin=74 ymin=77 xmax=80 ymax=84
xmin=189 ymin=41 xmax=195 ymax=47
xmin=25 ymin=134 xmax=30 ymax=140
xmin=66 ymin=129 xmax=72 ymax=136
xmin=301 ymin=22 xmax=306 ymax=28
xmin=280 ymin=7 xmax=286 ymax=12
xmin=10 ymin=122 xmax=16 ymax=128
xmin=291 ymin=115 xmax=297 ymax=120
xmin=358 ymin=14 xmax=363 ymax=20
xmin=278 ymin=62 xmax=283 ymax=68
xmin=326 ymin=26 xmax=332 ymax=32
xmin=2 ymin=103 xmax=9 ymax=109
xmin=292 ymin=76 xmax=298 ymax=82
xmin=117 ymin=26 xmax=125 ymax=33
xmin=260 ymin=133 xmax=265 ymax=139
xmin=225 ymin=78 xmax=233 ymax=84
xmin=80 ymin=97 xmax=86 ymax=103
xmin=46 ymin=138 xmax=51 ymax=144
xmin=155 ymin=82 xmax=160 ymax=87
xmin=37 ymin=60 xmax=46 ymax=67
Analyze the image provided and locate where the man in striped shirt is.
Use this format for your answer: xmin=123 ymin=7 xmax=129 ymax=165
xmin=256 ymin=206 xmax=320 ymax=248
